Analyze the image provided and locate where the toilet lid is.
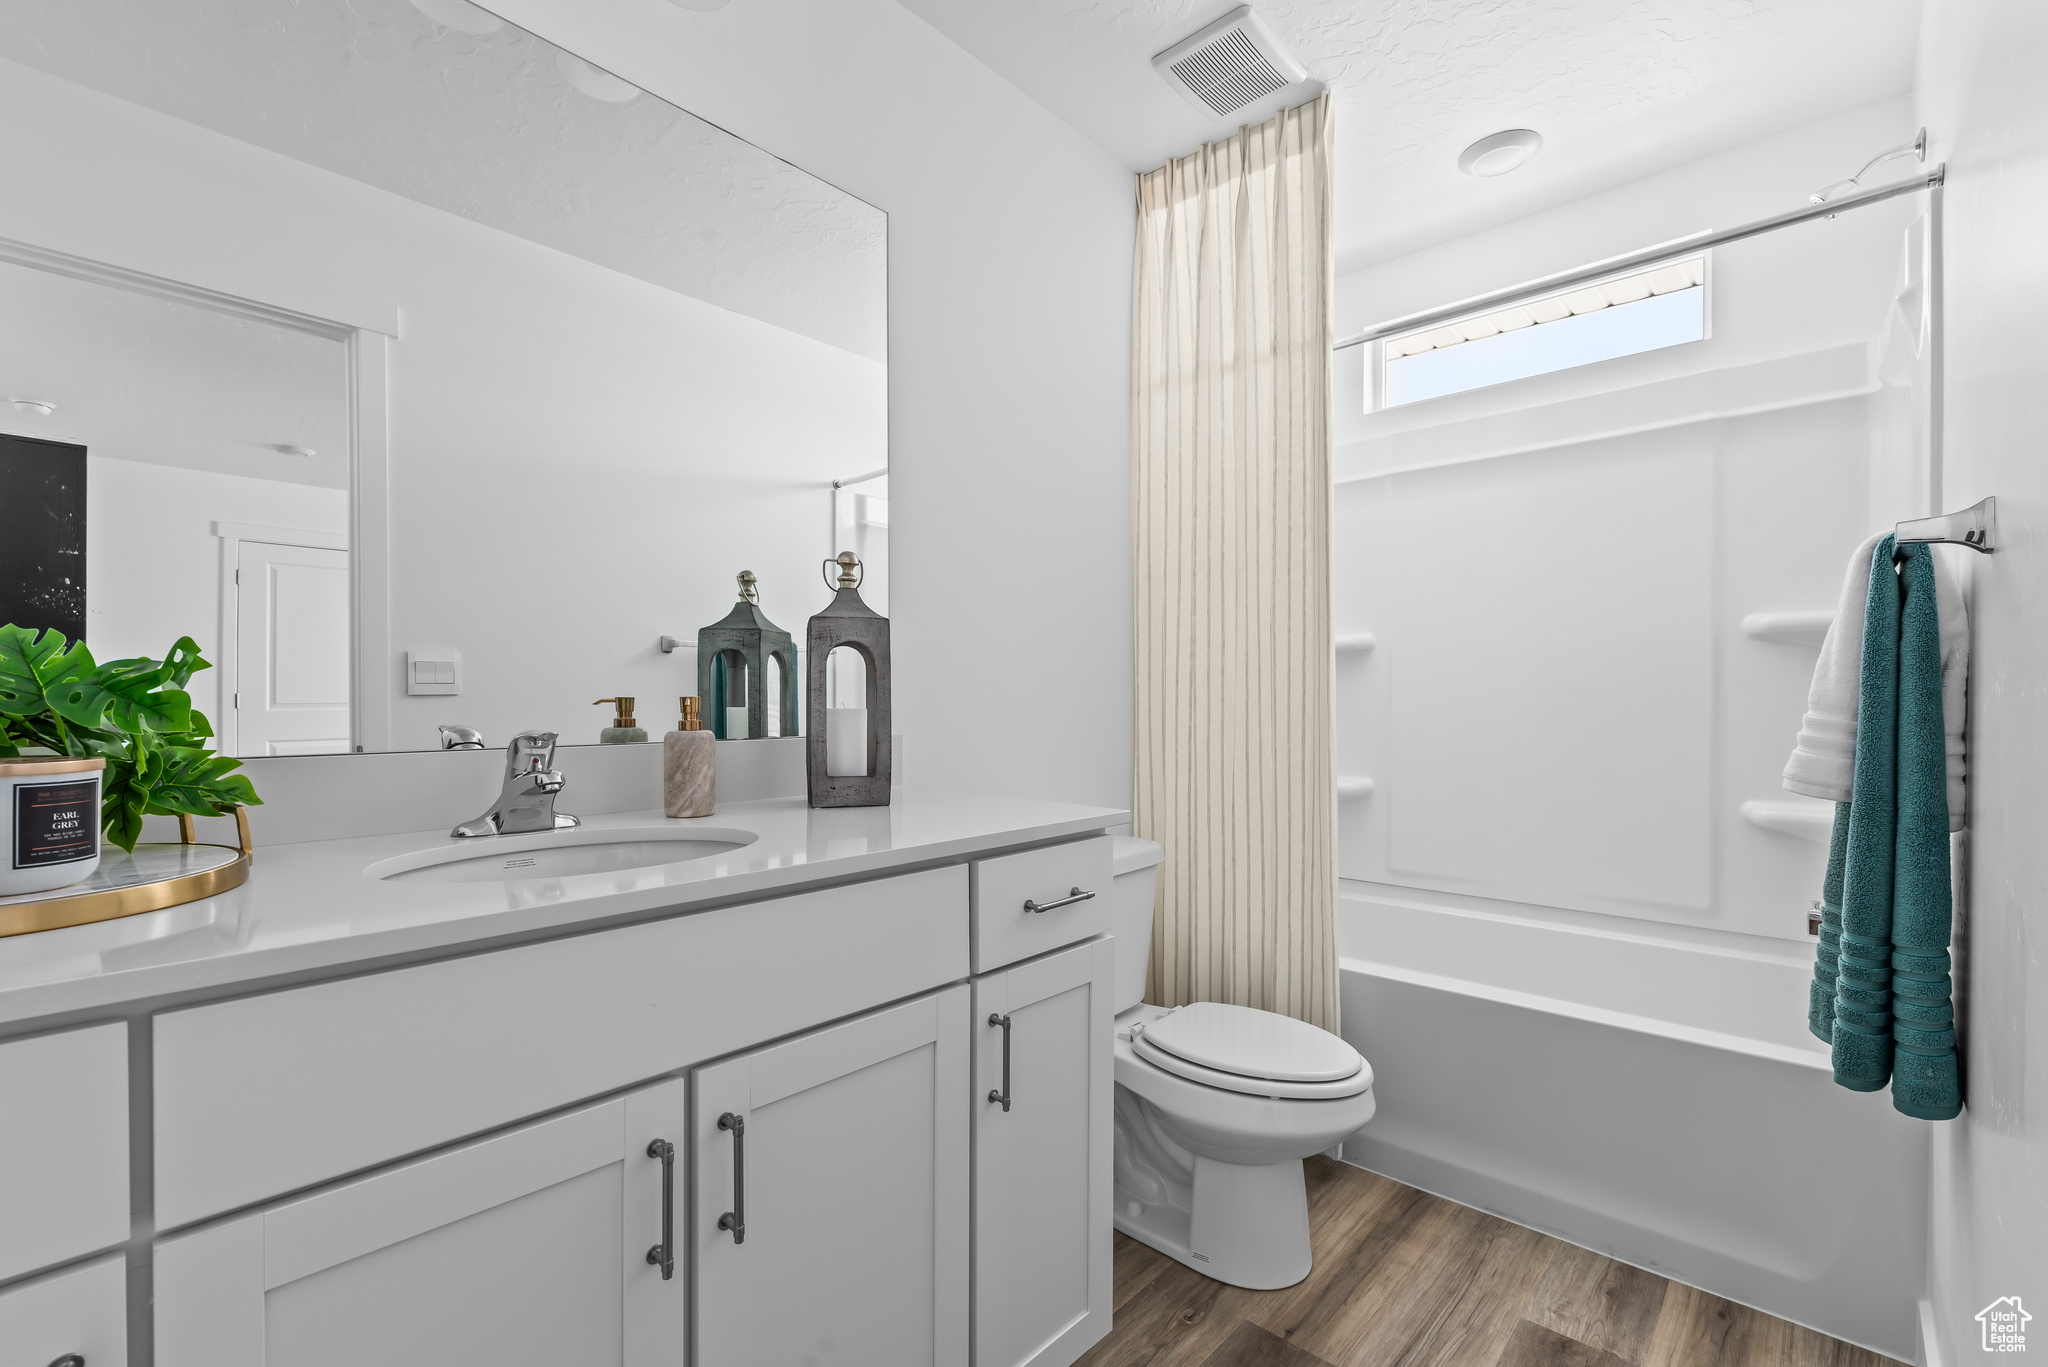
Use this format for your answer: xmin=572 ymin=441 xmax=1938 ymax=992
xmin=1139 ymin=1002 xmax=1363 ymax=1084
xmin=1130 ymin=1031 xmax=1374 ymax=1099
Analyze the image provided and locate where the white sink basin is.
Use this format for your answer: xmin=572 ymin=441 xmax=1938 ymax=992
xmin=369 ymin=828 xmax=757 ymax=884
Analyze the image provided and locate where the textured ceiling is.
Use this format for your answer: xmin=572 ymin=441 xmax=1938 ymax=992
xmin=0 ymin=261 xmax=350 ymax=490
xmin=0 ymin=0 xmax=886 ymax=360
xmin=898 ymin=0 xmax=1923 ymax=272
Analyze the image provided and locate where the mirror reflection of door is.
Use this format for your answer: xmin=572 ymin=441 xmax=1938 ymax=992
xmin=233 ymin=539 xmax=351 ymax=757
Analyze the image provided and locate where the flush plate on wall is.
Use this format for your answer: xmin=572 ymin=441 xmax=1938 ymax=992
xmin=1151 ymin=7 xmax=1308 ymax=122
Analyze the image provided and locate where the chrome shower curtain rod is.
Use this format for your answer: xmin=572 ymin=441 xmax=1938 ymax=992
xmin=1331 ymin=167 xmax=1945 ymax=353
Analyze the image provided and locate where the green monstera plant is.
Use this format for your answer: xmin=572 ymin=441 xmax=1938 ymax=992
xmin=0 ymin=624 xmax=262 ymax=853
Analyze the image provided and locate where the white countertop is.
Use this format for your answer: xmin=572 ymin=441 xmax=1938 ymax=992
xmin=0 ymin=791 xmax=1126 ymax=1027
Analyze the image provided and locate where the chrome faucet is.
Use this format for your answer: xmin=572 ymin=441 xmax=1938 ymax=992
xmin=451 ymin=731 xmax=580 ymax=838
xmin=438 ymin=724 xmax=486 ymax=751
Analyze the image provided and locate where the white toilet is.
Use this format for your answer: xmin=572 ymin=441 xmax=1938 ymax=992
xmin=1108 ymin=836 xmax=1376 ymax=1290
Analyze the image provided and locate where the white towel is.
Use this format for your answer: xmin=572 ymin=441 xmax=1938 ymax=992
xmin=1782 ymin=531 xmax=1969 ymax=831
xmin=1783 ymin=532 xmax=1884 ymax=805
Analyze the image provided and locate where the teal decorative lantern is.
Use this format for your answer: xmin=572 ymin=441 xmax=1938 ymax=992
xmin=697 ymin=571 xmax=797 ymax=740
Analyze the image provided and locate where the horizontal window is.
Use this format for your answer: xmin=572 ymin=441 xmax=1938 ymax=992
xmin=1378 ymin=256 xmax=1708 ymax=408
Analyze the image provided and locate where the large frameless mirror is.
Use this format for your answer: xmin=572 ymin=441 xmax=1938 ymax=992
xmin=0 ymin=0 xmax=887 ymax=755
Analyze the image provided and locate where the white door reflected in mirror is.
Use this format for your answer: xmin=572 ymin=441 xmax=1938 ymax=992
xmin=235 ymin=542 xmax=351 ymax=757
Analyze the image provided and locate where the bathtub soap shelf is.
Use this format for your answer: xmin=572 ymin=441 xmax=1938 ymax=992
xmin=1740 ymin=799 xmax=1833 ymax=841
xmin=1741 ymin=612 xmax=1833 ymax=647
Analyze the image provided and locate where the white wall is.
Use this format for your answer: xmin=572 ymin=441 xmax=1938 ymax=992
xmin=1915 ymin=1 xmax=2048 ymax=1359
xmin=86 ymin=456 xmax=347 ymax=727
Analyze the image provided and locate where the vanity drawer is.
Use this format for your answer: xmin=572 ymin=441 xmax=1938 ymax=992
xmin=0 ymin=1022 xmax=130 ymax=1283
xmin=0 ymin=1252 xmax=128 ymax=1367
xmin=154 ymin=866 xmax=967 ymax=1231
xmin=970 ymin=836 xmax=1113 ymax=974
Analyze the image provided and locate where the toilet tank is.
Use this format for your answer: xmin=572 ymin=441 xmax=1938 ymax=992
xmin=1110 ymin=836 xmax=1165 ymax=1013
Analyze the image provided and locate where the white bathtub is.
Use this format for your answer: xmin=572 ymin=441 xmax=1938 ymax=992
xmin=1334 ymin=880 xmax=1929 ymax=1364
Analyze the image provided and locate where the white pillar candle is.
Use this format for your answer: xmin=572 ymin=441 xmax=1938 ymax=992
xmin=726 ymin=706 xmax=750 ymax=740
xmin=826 ymin=707 xmax=868 ymax=777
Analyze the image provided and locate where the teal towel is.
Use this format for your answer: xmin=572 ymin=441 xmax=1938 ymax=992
xmin=1805 ymin=536 xmax=1962 ymax=1119
xmin=1807 ymin=804 xmax=1849 ymax=1043
xmin=1890 ymin=545 xmax=1961 ymax=1119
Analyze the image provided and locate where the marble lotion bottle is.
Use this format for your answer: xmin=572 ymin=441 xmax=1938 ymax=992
xmin=664 ymin=697 xmax=715 ymax=818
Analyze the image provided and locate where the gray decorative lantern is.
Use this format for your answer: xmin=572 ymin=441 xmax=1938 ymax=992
xmin=697 ymin=571 xmax=797 ymax=740
xmin=806 ymin=553 xmax=890 ymax=807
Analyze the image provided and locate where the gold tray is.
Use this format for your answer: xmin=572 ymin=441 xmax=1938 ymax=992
xmin=0 ymin=809 xmax=253 ymax=938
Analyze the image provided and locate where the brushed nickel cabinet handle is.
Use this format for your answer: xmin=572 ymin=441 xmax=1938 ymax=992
xmin=1024 ymin=887 xmax=1094 ymax=914
xmin=988 ymin=1012 xmax=1013 ymax=1112
xmin=717 ymin=1112 xmax=747 ymax=1244
xmin=644 ymin=1138 xmax=675 ymax=1280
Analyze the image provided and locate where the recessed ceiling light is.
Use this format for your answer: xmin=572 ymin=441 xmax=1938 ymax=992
xmin=270 ymin=444 xmax=317 ymax=458
xmin=9 ymin=398 xmax=55 ymax=416
xmin=407 ymin=0 xmax=503 ymax=34
xmin=1459 ymin=129 xmax=1544 ymax=178
xmin=556 ymin=51 xmax=642 ymax=102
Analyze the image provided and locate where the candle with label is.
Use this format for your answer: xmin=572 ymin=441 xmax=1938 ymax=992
xmin=1 ymin=756 xmax=105 ymax=895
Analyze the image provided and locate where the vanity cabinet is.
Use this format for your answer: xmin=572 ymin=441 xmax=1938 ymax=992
xmin=972 ymin=938 xmax=1115 ymax=1367
xmin=0 ymin=1252 xmax=129 ymax=1367
xmin=692 ymin=985 xmax=971 ymax=1367
xmin=154 ymin=1079 xmax=687 ymax=1367
xmin=0 ymin=824 xmax=1124 ymax=1364
xmin=152 ymin=866 xmax=967 ymax=1230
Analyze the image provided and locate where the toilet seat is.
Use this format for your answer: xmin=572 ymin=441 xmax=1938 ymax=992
xmin=1130 ymin=1003 xmax=1371 ymax=1100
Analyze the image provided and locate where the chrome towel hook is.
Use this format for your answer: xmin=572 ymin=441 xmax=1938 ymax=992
xmin=1897 ymin=496 xmax=1996 ymax=554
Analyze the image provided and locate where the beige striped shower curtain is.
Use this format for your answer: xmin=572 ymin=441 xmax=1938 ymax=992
xmin=1132 ymin=94 xmax=1339 ymax=1033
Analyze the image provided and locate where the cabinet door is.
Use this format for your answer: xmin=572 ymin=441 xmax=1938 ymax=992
xmin=155 ymin=1079 xmax=685 ymax=1367
xmin=974 ymin=938 xmax=1114 ymax=1367
xmin=694 ymin=985 xmax=970 ymax=1367
xmin=0 ymin=1021 xmax=129 ymax=1283
xmin=0 ymin=1252 xmax=127 ymax=1367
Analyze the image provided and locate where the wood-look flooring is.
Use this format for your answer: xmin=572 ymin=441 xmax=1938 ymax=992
xmin=1075 ymin=1158 xmax=1902 ymax=1367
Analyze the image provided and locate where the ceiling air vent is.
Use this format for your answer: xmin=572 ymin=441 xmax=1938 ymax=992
xmin=1152 ymin=7 xmax=1307 ymax=121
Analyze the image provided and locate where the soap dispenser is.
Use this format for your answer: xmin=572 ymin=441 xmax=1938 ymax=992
xmin=594 ymin=698 xmax=648 ymax=745
xmin=664 ymin=696 xmax=715 ymax=818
